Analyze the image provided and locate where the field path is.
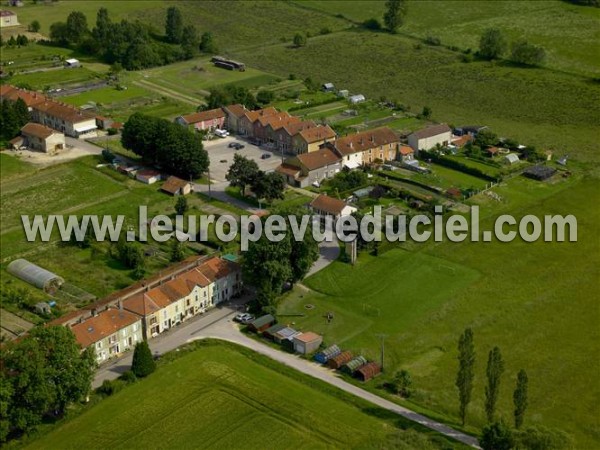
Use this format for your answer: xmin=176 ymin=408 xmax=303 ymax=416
xmin=133 ymin=79 xmax=202 ymax=106
xmin=93 ymin=300 xmax=480 ymax=448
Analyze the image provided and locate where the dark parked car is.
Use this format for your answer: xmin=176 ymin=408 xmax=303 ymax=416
xmin=261 ymin=153 xmax=271 ymax=159
xmin=220 ymin=159 xmax=227 ymax=163
xmin=228 ymin=142 xmax=237 ymax=148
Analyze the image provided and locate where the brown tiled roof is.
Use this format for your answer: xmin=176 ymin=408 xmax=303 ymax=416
xmin=335 ymin=127 xmax=399 ymax=156
xmin=0 ymin=10 xmax=16 ymax=17
xmin=198 ymin=256 xmax=239 ymax=282
xmin=161 ymin=176 xmax=188 ymax=194
xmin=410 ymin=124 xmax=452 ymax=140
xmin=294 ymin=331 xmax=321 ymax=343
xmin=276 ymin=164 xmax=301 ymax=178
xmin=70 ymin=307 xmax=140 ymax=348
xmin=258 ymin=111 xmax=291 ymax=128
xmin=310 ymin=194 xmax=349 ymax=215
xmin=297 ymin=125 xmax=336 ymax=144
xmin=282 ymin=120 xmax=317 ymax=136
xmin=296 ymin=148 xmax=340 ymax=171
xmin=21 ymin=122 xmax=57 ymax=139
xmin=244 ymin=107 xmax=278 ymax=123
xmin=136 ymin=169 xmax=161 ymax=178
xmin=224 ymin=104 xmax=247 ymax=118
xmin=1 ymin=85 xmax=47 ymax=107
xmin=33 ymin=100 xmax=95 ymax=123
xmin=9 ymin=136 xmax=23 ymax=145
xmin=180 ymin=108 xmax=225 ymax=124
xmin=399 ymin=145 xmax=414 ymax=156
xmin=451 ymin=135 xmax=473 ymax=147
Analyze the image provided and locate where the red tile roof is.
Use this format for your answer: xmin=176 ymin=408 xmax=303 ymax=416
xmin=399 ymin=145 xmax=414 ymax=156
xmin=1 ymin=85 xmax=47 ymax=107
xmin=297 ymin=125 xmax=336 ymax=144
xmin=179 ymin=108 xmax=225 ymax=124
xmin=33 ymin=100 xmax=95 ymax=123
xmin=21 ymin=122 xmax=58 ymax=139
xmin=296 ymin=148 xmax=340 ymax=171
xmin=310 ymin=194 xmax=350 ymax=215
xmin=224 ymin=104 xmax=247 ymax=118
xmin=244 ymin=107 xmax=278 ymax=123
xmin=276 ymin=164 xmax=301 ymax=178
xmin=71 ymin=307 xmax=140 ymax=348
xmin=334 ymin=127 xmax=399 ymax=156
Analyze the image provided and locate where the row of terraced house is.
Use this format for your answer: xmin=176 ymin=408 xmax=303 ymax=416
xmin=50 ymin=256 xmax=242 ymax=363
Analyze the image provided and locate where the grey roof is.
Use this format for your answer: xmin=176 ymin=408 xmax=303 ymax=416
xmin=264 ymin=323 xmax=286 ymax=335
xmin=274 ymin=326 xmax=300 ymax=340
xmin=250 ymin=314 xmax=275 ymax=328
xmin=410 ymin=124 xmax=452 ymax=140
xmin=7 ymin=259 xmax=64 ymax=291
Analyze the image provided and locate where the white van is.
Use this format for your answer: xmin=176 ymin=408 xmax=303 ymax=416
xmin=214 ymin=129 xmax=229 ymax=138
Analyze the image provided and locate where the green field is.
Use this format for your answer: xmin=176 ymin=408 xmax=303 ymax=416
xmin=9 ymin=67 xmax=103 ymax=90
xmin=24 ymin=341 xmax=459 ymax=450
xmin=280 ymin=173 xmax=600 ymax=447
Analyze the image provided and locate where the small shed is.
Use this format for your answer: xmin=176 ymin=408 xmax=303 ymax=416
xmin=136 ymin=169 xmax=161 ymax=185
xmin=7 ymin=259 xmax=64 ymax=293
xmin=355 ymin=361 xmax=381 ymax=381
xmin=314 ymin=344 xmax=341 ymax=364
xmin=327 ymin=350 xmax=353 ymax=369
xmin=503 ymin=153 xmax=520 ymax=165
xmin=523 ymin=165 xmax=557 ymax=181
xmin=64 ymin=58 xmax=81 ymax=68
xmin=293 ymin=332 xmax=323 ymax=355
xmin=161 ymin=176 xmax=192 ymax=196
xmin=34 ymin=302 xmax=52 ymax=315
xmin=322 ymin=82 xmax=335 ymax=92
xmin=274 ymin=326 xmax=301 ymax=344
xmin=349 ymin=94 xmax=366 ymax=104
xmin=248 ymin=314 xmax=275 ymax=333
xmin=337 ymin=89 xmax=349 ymax=98
xmin=341 ymin=355 xmax=367 ymax=374
xmin=263 ymin=323 xmax=286 ymax=340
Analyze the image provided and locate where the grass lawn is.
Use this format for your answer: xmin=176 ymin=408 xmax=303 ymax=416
xmin=0 ymin=43 xmax=74 ymax=72
xmin=280 ymin=173 xmax=600 ymax=447
xmin=8 ymin=66 xmax=103 ymax=90
xmin=61 ymin=84 xmax=152 ymax=107
xmin=23 ymin=341 xmax=459 ymax=450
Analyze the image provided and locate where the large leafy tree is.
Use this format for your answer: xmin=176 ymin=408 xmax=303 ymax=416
xmin=65 ymin=11 xmax=89 ymax=44
xmin=181 ymin=25 xmax=199 ymax=59
xmin=199 ymin=31 xmax=217 ymax=53
xmin=479 ymin=28 xmax=507 ymax=60
xmin=511 ymin=39 xmax=546 ymax=66
xmin=383 ymin=0 xmax=407 ymax=33
xmin=480 ymin=421 xmax=514 ymax=450
xmin=226 ymin=154 xmax=259 ymax=196
xmin=456 ymin=328 xmax=476 ymax=425
xmin=513 ymin=369 xmax=529 ymax=429
xmin=485 ymin=346 xmax=505 ymax=422
xmin=165 ymin=6 xmax=183 ymax=44
xmin=0 ymin=373 xmax=12 ymax=442
xmin=251 ymin=171 xmax=286 ymax=204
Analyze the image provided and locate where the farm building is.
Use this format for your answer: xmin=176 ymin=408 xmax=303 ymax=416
xmin=175 ymin=108 xmax=226 ymax=132
xmin=327 ymin=351 xmax=353 ymax=369
xmin=136 ymin=169 xmax=161 ymax=184
xmin=337 ymin=89 xmax=349 ymax=98
xmin=503 ymin=153 xmax=520 ymax=165
xmin=349 ymin=94 xmax=366 ymax=104
xmin=263 ymin=323 xmax=286 ymax=340
xmin=20 ymin=122 xmax=65 ymax=153
xmin=211 ymin=56 xmax=245 ymax=71
xmin=293 ymin=332 xmax=323 ymax=354
xmin=0 ymin=10 xmax=18 ymax=27
xmin=31 ymin=100 xmax=97 ymax=138
xmin=314 ymin=344 xmax=341 ymax=364
xmin=273 ymin=326 xmax=301 ymax=344
xmin=523 ymin=165 xmax=557 ymax=181
xmin=341 ymin=356 xmax=368 ymax=375
xmin=7 ymin=259 xmax=64 ymax=293
xmin=161 ymin=176 xmax=192 ymax=196
xmin=408 ymin=124 xmax=452 ymax=154
xmin=248 ymin=314 xmax=275 ymax=333
xmin=64 ymin=58 xmax=81 ymax=68
xmin=355 ymin=362 xmax=381 ymax=382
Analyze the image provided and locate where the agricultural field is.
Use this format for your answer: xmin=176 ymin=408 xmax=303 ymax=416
xmin=23 ymin=341 xmax=459 ymax=450
xmin=8 ymin=66 xmax=103 ymax=91
xmin=295 ymin=0 xmax=600 ymax=77
xmin=280 ymin=173 xmax=600 ymax=447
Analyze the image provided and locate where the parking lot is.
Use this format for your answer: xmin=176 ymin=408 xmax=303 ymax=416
xmin=204 ymin=136 xmax=284 ymax=182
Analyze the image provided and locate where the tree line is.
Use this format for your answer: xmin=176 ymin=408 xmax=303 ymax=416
xmin=0 ymin=98 xmax=30 ymax=146
xmin=121 ymin=112 xmax=209 ymax=179
xmin=479 ymin=28 xmax=547 ymax=67
xmin=47 ymin=7 xmax=216 ymax=71
xmin=0 ymin=327 xmax=95 ymax=442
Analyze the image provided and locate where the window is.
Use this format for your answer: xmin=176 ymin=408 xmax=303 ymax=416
xmin=163 ymin=310 xmax=167 ymax=318
xmin=133 ymin=323 xmax=139 ymax=332
xmin=96 ymin=341 xmax=102 ymax=349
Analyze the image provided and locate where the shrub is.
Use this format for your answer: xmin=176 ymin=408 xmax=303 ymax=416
xmin=131 ymin=341 xmax=156 ymax=378
xmin=362 ymin=18 xmax=382 ymax=31
xmin=119 ymin=370 xmax=137 ymax=384
xmin=101 ymin=149 xmax=116 ymax=163
xmin=97 ymin=379 xmax=123 ymax=396
xmin=106 ymin=127 xmax=118 ymax=136
xmin=425 ymin=35 xmax=441 ymax=46
xmin=319 ymin=27 xmax=331 ymax=35
xmin=510 ymin=39 xmax=546 ymax=66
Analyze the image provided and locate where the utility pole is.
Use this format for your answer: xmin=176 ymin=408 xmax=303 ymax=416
xmin=207 ymin=165 xmax=212 ymax=201
xmin=375 ymin=334 xmax=388 ymax=371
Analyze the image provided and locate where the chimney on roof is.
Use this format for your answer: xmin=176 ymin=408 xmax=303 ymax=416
xmin=371 ymin=135 xmax=375 ymax=143
xmin=118 ymin=299 xmax=123 ymax=310
xmin=91 ymin=308 xmax=98 ymax=317
xmin=349 ymin=141 xmax=353 ymax=148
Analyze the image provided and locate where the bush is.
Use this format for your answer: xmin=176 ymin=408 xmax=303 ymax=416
xmin=425 ymin=35 xmax=441 ymax=46
xmin=480 ymin=421 xmax=514 ymax=450
xmin=119 ymin=370 xmax=137 ymax=384
xmin=510 ymin=39 xmax=546 ymax=66
xmin=97 ymin=379 xmax=123 ymax=396
xmin=362 ymin=18 xmax=382 ymax=30
xmin=131 ymin=341 xmax=156 ymax=378
xmin=319 ymin=27 xmax=331 ymax=35
xmin=106 ymin=127 xmax=118 ymax=136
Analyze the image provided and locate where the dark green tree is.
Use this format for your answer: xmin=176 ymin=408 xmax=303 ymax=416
xmin=131 ymin=341 xmax=156 ymax=378
xmin=475 ymin=129 xmax=498 ymax=148
xmin=243 ymin=231 xmax=293 ymax=295
xmin=181 ymin=24 xmax=199 ymax=59
xmin=0 ymin=373 xmax=13 ymax=442
xmin=485 ymin=346 xmax=505 ymax=422
xmin=480 ymin=421 xmax=514 ymax=450
xmin=479 ymin=28 xmax=507 ymax=60
xmin=175 ymin=196 xmax=188 ymax=215
xmin=165 ymin=6 xmax=183 ymax=44
xmin=456 ymin=328 xmax=476 ymax=425
xmin=421 ymin=105 xmax=432 ymax=119
xmin=226 ymin=153 xmax=259 ymax=196
xmin=49 ymin=21 xmax=69 ymax=45
xmin=293 ymin=33 xmax=307 ymax=47
xmin=392 ymin=369 xmax=412 ymax=397
xmin=510 ymin=39 xmax=546 ymax=66
xmin=199 ymin=31 xmax=217 ymax=53
xmin=383 ymin=0 xmax=407 ymax=33
xmin=28 ymin=20 xmax=41 ymax=33
xmin=66 ymin=11 xmax=89 ymax=44
xmin=251 ymin=171 xmax=285 ymax=203
xmin=170 ymin=239 xmax=185 ymax=262
xmin=256 ymin=89 xmax=275 ymax=106
xmin=513 ymin=369 xmax=528 ymax=429
xmin=92 ymin=7 xmax=111 ymax=44
xmin=515 ymin=426 xmax=571 ymax=450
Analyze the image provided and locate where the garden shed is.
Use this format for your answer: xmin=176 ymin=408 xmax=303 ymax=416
xmin=293 ymin=332 xmax=323 ymax=355
xmin=273 ymin=326 xmax=301 ymax=344
xmin=314 ymin=345 xmax=341 ymax=364
xmin=7 ymin=259 xmax=64 ymax=293
xmin=248 ymin=314 xmax=275 ymax=333
xmin=341 ymin=356 xmax=367 ymax=374
xmin=263 ymin=323 xmax=286 ymax=340
xmin=355 ymin=362 xmax=381 ymax=381
xmin=327 ymin=351 xmax=353 ymax=369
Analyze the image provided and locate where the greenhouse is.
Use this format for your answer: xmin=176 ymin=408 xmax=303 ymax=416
xmin=7 ymin=259 xmax=64 ymax=293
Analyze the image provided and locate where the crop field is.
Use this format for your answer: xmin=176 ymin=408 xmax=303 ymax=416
xmin=8 ymin=66 xmax=103 ymax=91
xmin=24 ymin=341 xmax=458 ymax=450
xmin=280 ymin=173 xmax=600 ymax=447
xmin=295 ymin=0 xmax=600 ymax=77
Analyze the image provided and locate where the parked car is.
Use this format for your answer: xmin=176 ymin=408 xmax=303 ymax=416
xmin=214 ymin=129 xmax=229 ymax=138
xmin=261 ymin=153 xmax=271 ymax=159
xmin=233 ymin=143 xmax=245 ymax=150
xmin=234 ymin=313 xmax=254 ymax=323
xmin=220 ymin=159 xmax=227 ymax=163
xmin=228 ymin=142 xmax=237 ymax=148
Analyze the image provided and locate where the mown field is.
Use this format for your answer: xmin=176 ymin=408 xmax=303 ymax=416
xmin=280 ymin=172 xmax=600 ymax=447
xmin=23 ymin=341 xmax=460 ymax=450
